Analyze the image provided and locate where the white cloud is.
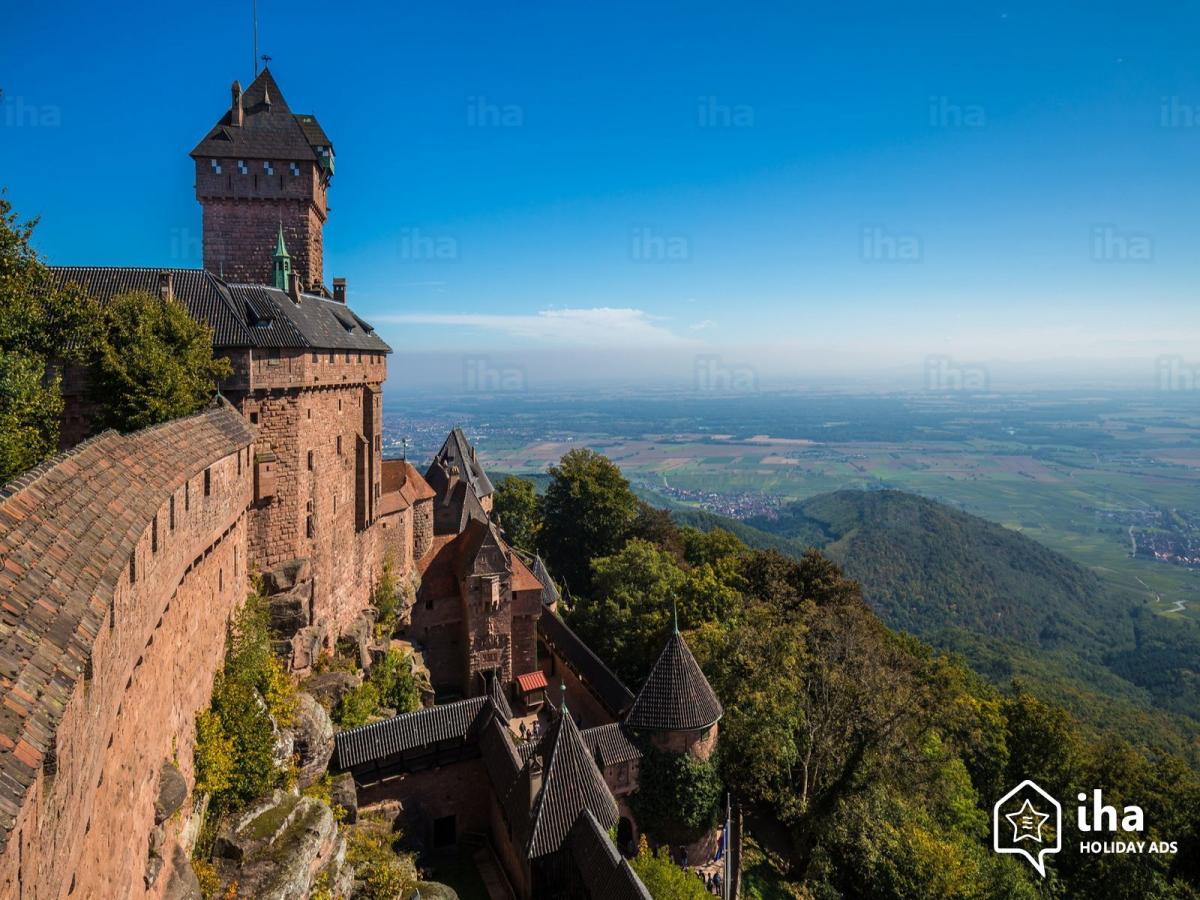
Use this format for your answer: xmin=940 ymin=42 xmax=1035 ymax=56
xmin=689 ymin=319 xmax=716 ymax=331
xmin=376 ymin=307 xmax=697 ymax=347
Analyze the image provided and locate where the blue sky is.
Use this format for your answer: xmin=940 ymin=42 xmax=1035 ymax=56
xmin=4 ymin=0 xmax=1200 ymax=389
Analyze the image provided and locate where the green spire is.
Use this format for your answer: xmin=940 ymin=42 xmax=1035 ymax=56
xmin=272 ymin=224 xmax=292 ymax=291
xmin=560 ymin=680 xmax=568 ymax=716
xmin=672 ymin=598 xmax=679 ymax=635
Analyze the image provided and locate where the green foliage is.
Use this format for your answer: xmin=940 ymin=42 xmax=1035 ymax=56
xmin=629 ymin=838 xmax=712 ymax=900
xmin=540 ymin=448 xmax=639 ymax=595
xmin=372 ymin=558 xmax=401 ymax=639
xmin=0 ymin=195 xmax=102 ymax=482
xmin=89 ymin=290 xmax=231 ymax=432
xmin=336 ymin=681 xmax=382 ymax=729
xmin=193 ymin=589 xmax=295 ymax=815
xmin=345 ymin=816 xmax=419 ymax=900
xmin=493 ymin=474 xmax=542 ymax=551
xmin=630 ymin=745 xmax=723 ymax=842
xmin=368 ymin=649 xmax=422 ymax=715
xmin=0 ymin=351 xmax=62 ymax=482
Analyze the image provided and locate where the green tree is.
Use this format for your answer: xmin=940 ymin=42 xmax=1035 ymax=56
xmin=629 ymin=838 xmax=712 ymax=900
xmin=493 ymin=474 xmax=542 ymax=551
xmin=540 ymin=448 xmax=639 ymax=596
xmin=90 ymin=290 xmax=231 ymax=432
xmin=0 ymin=195 xmax=101 ymax=481
xmin=570 ymin=538 xmax=685 ymax=683
xmin=0 ymin=351 xmax=62 ymax=480
xmin=368 ymin=649 xmax=422 ymax=714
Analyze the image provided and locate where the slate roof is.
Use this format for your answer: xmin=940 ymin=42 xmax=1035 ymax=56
xmin=190 ymin=69 xmax=330 ymax=162
xmin=526 ymin=707 xmax=619 ymax=858
xmin=567 ymin=810 xmax=653 ymax=900
xmin=0 ymin=402 xmax=253 ymax=853
xmin=580 ymin=723 xmax=642 ymax=768
xmin=334 ymin=694 xmax=507 ymax=769
xmin=47 ymin=267 xmax=390 ymax=353
xmin=426 ymin=428 xmax=494 ymax=500
xmin=625 ymin=631 xmax=723 ymax=732
xmin=537 ymin=610 xmax=635 ymax=718
xmin=430 ymin=479 xmax=490 ymax=537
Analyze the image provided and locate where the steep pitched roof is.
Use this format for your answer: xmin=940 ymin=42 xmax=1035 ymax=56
xmin=45 ymin=267 xmax=255 ymax=347
xmin=537 ymin=610 xmax=635 ymax=718
xmin=190 ymin=69 xmax=329 ymax=162
xmin=526 ymin=708 xmax=619 ymax=858
xmin=531 ymin=554 xmax=560 ymax=607
xmin=426 ymin=428 xmax=494 ymax=500
xmin=567 ymin=810 xmax=653 ymax=900
xmin=625 ymin=631 xmax=723 ymax=732
xmin=0 ymin=402 xmax=253 ymax=853
xmin=47 ymin=268 xmax=391 ymax=353
xmin=430 ymin=478 xmax=489 ymax=536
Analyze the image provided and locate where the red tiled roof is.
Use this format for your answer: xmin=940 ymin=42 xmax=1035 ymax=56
xmin=517 ymin=671 xmax=548 ymax=694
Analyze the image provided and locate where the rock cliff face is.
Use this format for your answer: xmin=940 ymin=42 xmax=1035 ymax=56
xmin=214 ymin=791 xmax=348 ymax=899
xmin=290 ymin=692 xmax=335 ymax=789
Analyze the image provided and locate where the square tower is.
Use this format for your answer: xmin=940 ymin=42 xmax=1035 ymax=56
xmin=191 ymin=69 xmax=334 ymax=289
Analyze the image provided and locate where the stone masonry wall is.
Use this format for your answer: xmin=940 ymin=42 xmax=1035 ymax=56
xmin=0 ymin=416 xmax=253 ymax=900
xmin=234 ymin=348 xmax=386 ymax=645
xmin=200 ymin=196 xmax=326 ymax=288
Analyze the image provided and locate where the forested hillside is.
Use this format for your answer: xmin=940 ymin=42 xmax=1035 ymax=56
xmin=732 ymin=489 xmax=1200 ymax=758
xmin=497 ymin=459 xmax=1200 ymax=899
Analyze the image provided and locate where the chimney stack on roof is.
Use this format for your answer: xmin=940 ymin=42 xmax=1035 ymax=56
xmin=157 ymin=271 xmax=174 ymax=302
xmin=230 ymin=81 xmax=244 ymax=127
xmin=288 ymin=272 xmax=303 ymax=304
xmin=333 ymin=277 xmax=347 ymax=304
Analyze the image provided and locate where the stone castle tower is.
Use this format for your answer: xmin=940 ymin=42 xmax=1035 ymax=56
xmin=191 ymin=69 xmax=334 ymax=290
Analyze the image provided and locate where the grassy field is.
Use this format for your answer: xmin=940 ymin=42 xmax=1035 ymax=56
xmin=480 ymin=417 xmax=1200 ymax=624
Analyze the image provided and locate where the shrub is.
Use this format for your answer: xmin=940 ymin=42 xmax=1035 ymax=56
xmin=336 ymin=682 xmax=381 ymax=729
xmin=629 ymin=837 xmax=712 ymax=900
xmin=368 ymin=649 xmax=421 ymax=714
xmin=346 ymin=817 xmax=419 ymax=900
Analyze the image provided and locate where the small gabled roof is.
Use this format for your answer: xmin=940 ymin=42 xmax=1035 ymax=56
xmin=580 ymin=723 xmax=642 ymax=768
xmin=191 ymin=69 xmax=330 ymax=163
xmin=625 ymin=630 xmax=723 ymax=732
xmin=526 ymin=708 xmax=618 ymax=858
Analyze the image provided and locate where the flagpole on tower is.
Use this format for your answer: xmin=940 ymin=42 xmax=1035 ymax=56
xmin=253 ymin=0 xmax=260 ymax=76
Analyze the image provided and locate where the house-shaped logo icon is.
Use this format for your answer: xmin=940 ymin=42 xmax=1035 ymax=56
xmin=993 ymin=779 xmax=1062 ymax=876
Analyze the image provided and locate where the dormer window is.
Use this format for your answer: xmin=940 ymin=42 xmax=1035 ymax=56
xmin=210 ymin=159 xmax=222 ymax=174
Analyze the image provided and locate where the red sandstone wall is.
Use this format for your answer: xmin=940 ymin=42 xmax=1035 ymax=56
xmin=235 ymin=349 xmax=386 ymax=643
xmin=196 ymin=157 xmax=328 ymax=288
xmin=0 ymin=440 xmax=253 ymax=900
xmin=413 ymin=499 xmax=433 ymax=562
xmin=539 ymin=647 xmax=616 ymax=732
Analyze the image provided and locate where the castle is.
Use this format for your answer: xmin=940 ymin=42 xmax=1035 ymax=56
xmin=0 ymin=70 xmax=726 ymax=899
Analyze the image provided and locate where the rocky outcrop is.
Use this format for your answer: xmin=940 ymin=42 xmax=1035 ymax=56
xmin=262 ymin=557 xmax=311 ymax=594
xmin=290 ymin=692 xmax=334 ymax=788
xmin=332 ymin=773 xmax=358 ymax=824
xmin=155 ymin=761 xmax=188 ymax=824
xmin=213 ymin=791 xmax=346 ymax=900
xmin=162 ymin=845 xmax=202 ymax=900
xmin=304 ymin=671 xmax=361 ymax=710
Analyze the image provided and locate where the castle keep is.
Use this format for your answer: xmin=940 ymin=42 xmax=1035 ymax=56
xmin=0 ymin=69 xmax=728 ymax=899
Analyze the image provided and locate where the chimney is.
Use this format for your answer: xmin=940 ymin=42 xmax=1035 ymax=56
xmin=288 ymin=272 xmax=303 ymax=304
xmin=332 ymin=277 xmax=347 ymax=304
xmin=231 ymin=81 xmax=244 ymax=127
xmin=528 ymin=754 xmax=543 ymax=808
xmin=157 ymin=271 xmax=174 ymax=302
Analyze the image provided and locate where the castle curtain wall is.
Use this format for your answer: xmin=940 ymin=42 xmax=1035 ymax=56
xmin=0 ymin=407 xmax=253 ymax=900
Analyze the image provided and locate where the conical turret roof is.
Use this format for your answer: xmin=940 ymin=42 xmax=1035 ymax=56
xmin=625 ymin=630 xmax=723 ymax=731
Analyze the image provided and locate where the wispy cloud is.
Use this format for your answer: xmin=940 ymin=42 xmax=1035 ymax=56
xmin=689 ymin=319 xmax=716 ymax=331
xmin=376 ymin=307 xmax=697 ymax=346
